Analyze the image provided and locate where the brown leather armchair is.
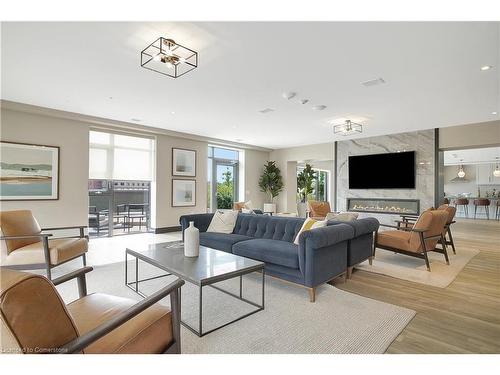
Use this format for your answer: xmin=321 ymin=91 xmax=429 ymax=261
xmin=375 ymin=210 xmax=450 ymax=271
xmin=307 ymin=200 xmax=332 ymax=220
xmin=0 ymin=210 xmax=88 ymax=280
xmin=400 ymin=204 xmax=457 ymax=254
xmin=0 ymin=267 xmax=184 ymax=354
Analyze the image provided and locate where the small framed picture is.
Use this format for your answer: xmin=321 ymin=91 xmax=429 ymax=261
xmin=172 ymin=179 xmax=196 ymax=207
xmin=1 ymin=141 xmax=60 ymax=200
xmin=172 ymin=148 xmax=196 ymax=177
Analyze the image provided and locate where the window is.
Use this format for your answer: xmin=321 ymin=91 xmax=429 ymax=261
xmin=89 ymin=130 xmax=155 ymax=181
xmin=296 ymin=166 xmax=330 ymax=202
xmin=207 ymin=146 xmax=240 ymax=211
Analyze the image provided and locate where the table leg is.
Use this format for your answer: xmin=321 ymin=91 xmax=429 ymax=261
xmin=135 ymin=257 xmax=139 ymax=292
xmin=199 ymin=285 xmax=203 ymax=336
xmin=239 ymin=275 xmax=243 ymax=298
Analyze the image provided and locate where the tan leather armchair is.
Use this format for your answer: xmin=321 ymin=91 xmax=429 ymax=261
xmin=307 ymin=200 xmax=332 ymax=220
xmin=0 ymin=268 xmax=184 ymax=354
xmin=400 ymin=204 xmax=457 ymax=254
xmin=0 ymin=210 xmax=88 ymax=280
xmin=375 ymin=210 xmax=450 ymax=271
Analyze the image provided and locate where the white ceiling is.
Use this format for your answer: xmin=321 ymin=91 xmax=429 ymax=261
xmin=444 ymin=146 xmax=500 ymax=165
xmin=1 ymin=22 xmax=499 ymax=149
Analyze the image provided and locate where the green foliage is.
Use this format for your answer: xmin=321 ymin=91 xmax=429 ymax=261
xmin=297 ymin=164 xmax=317 ymax=203
xmin=258 ymin=161 xmax=284 ymax=202
xmin=216 ymin=169 xmax=234 ymax=209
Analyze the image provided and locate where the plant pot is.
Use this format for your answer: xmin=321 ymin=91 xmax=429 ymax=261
xmin=263 ymin=203 xmax=276 ymax=214
xmin=184 ymin=221 xmax=200 ymax=257
xmin=297 ymin=202 xmax=308 ymax=218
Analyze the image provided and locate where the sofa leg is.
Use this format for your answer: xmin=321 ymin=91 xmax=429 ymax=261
xmin=368 ymin=256 xmax=373 ymax=266
xmin=346 ymin=266 xmax=353 ymax=279
xmin=308 ymin=288 xmax=316 ymax=303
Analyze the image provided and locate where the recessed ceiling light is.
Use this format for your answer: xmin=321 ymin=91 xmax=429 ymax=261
xmin=282 ymin=92 xmax=297 ymax=100
xmin=236 ymin=138 xmax=244 ymax=142
xmin=131 ymin=118 xmax=141 ymax=122
xmin=171 ymin=111 xmax=175 ymax=115
xmin=312 ymin=105 xmax=327 ymax=111
xmin=492 ymin=111 xmax=498 ymax=115
xmin=361 ymin=78 xmax=385 ymax=87
xmin=480 ymin=65 xmax=492 ymax=71
xmin=259 ymin=108 xmax=275 ymax=114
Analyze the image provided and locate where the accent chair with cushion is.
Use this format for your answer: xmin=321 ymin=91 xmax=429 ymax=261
xmin=375 ymin=210 xmax=450 ymax=271
xmin=307 ymin=200 xmax=333 ymax=220
xmin=0 ymin=210 xmax=88 ymax=280
xmin=0 ymin=268 xmax=183 ymax=354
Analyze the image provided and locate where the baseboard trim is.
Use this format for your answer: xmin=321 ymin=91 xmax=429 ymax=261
xmin=154 ymin=226 xmax=182 ymax=234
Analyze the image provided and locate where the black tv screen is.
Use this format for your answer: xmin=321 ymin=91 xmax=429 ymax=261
xmin=348 ymin=151 xmax=416 ymax=189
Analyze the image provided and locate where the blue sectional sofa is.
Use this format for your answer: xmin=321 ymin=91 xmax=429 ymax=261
xmin=179 ymin=213 xmax=378 ymax=302
xmin=327 ymin=218 xmax=380 ymax=278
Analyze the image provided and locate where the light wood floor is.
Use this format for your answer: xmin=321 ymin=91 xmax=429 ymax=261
xmin=337 ymin=218 xmax=500 ymax=353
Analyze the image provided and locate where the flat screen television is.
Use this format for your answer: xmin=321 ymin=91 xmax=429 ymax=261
xmin=348 ymin=151 xmax=416 ymax=189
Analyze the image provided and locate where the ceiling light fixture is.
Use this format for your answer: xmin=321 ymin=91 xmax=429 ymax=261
xmin=492 ymin=111 xmax=498 ymax=115
xmin=333 ymin=120 xmax=363 ymax=136
xmin=494 ymin=158 xmax=500 ymax=178
xmin=141 ymin=38 xmax=198 ymax=78
xmin=457 ymin=162 xmax=466 ymax=178
xmin=480 ymin=65 xmax=492 ymax=71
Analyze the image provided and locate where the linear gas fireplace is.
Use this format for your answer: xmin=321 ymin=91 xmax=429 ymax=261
xmin=347 ymin=198 xmax=420 ymax=215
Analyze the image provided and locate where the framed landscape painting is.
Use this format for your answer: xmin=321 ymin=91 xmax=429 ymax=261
xmin=0 ymin=141 xmax=59 ymax=200
xmin=172 ymin=148 xmax=196 ymax=177
xmin=172 ymin=179 xmax=196 ymax=207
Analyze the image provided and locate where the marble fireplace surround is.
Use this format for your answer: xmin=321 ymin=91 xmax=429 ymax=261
xmin=336 ymin=129 xmax=435 ymax=225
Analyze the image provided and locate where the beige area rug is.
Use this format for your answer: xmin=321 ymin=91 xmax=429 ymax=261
xmin=356 ymin=248 xmax=479 ymax=288
xmin=54 ymin=260 xmax=415 ymax=354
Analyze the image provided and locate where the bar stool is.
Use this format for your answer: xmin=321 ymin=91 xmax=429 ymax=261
xmin=495 ymin=200 xmax=500 ymax=221
xmin=473 ymin=198 xmax=490 ymax=219
xmin=455 ymin=198 xmax=469 ymax=218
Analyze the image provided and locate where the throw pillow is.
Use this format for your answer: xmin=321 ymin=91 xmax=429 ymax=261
xmin=206 ymin=210 xmax=239 ymax=234
xmin=241 ymin=208 xmax=255 ymax=214
xmin=243 ymin=200 xmax=253 ymax=210
xmin=293 ymin=218 xmax=328 ymax=245
xmin=325 ymin=212 xmax=359 ymax=222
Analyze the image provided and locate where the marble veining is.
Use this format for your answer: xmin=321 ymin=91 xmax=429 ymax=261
xmin=336 ymin=129 xmax=435 ymax=225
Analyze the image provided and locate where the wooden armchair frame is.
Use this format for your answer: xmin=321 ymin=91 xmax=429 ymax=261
xmin=374 ymin=220 xmax=450 ymax=271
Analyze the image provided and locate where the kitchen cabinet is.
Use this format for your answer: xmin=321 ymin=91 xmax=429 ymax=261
xmin=476 ymin=164 xmax=500 ymax=185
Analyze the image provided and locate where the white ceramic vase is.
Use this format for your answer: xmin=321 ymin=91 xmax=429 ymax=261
xmin=184 ymin=221 xmax=200 ymax=257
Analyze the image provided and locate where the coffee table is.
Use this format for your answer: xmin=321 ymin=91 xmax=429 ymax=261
xmin=125 ymin=242 xmax=265 ymax=337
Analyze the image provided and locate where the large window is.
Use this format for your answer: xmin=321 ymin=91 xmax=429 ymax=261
xmin=207 ymin=146 xmax=240 ymax=211
xmin=296 ymin=166 xmax=329 ymax=202
xmin=89 ymin=130 xmax=155 ymax=181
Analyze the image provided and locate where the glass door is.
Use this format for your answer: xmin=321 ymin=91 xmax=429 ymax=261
xmin=213 ymin=162 xmax=238 ymax=209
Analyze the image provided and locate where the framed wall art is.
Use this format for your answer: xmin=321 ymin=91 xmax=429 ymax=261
xmin=172 ymin=148 xmax=196 ymax=177
xmin=0 ymin=141 xmax=60 ymax=200
xmin=172 ymin=179 xmax=196 ymax=207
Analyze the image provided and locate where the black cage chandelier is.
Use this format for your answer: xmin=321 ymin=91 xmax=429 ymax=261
xmin=141 ymin=38 xmax=198 ymax=78
xmin=333 ymin=120 xmax=363 ymax=136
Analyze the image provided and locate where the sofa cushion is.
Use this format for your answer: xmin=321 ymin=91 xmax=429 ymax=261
xmin=200 ymin=232 xmax=252 ymax=253
xmin=232 ymin=239 xmax=299 ymax=269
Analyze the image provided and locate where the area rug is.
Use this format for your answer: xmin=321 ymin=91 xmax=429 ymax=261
xmin=55 ymin=261 xmax=416 ymax=354
xmin=356 ymin=247 xmax=479 ymax=288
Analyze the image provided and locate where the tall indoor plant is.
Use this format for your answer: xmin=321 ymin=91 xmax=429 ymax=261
xmin=258 ymin=161 xmax=283 ymax=213
xmin=297 ymin=164 xmax=316 ymax=217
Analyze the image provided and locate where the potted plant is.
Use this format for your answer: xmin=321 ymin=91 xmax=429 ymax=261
xmin=297 ymin=164 xmax=316 ymax=218
xmin=258 ymin=161 xmax=284 ymax=214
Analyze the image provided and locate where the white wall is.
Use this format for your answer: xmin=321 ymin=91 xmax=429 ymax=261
xmin=1 ymin=106 xmax=270 ymax=230
xmin=0 ymin=108 xmax=89 ymax=227
xmin=243 ymin=149 xmax=269 ymax=209
xmin=439 ymin=120 xmax=500 ymax=150
xmin=269 ymin=143 xmax=334 ymax=212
